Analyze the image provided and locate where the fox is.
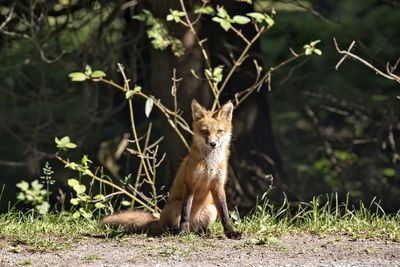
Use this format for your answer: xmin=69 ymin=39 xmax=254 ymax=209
xmin=101 ymin=99 xmax=241 ymax=239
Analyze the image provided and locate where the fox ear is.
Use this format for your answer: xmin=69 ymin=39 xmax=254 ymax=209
xmin=191 ymin=99 xmax=206 ymax=121
xmin=214 ymin=101 xmax=233 ymax=121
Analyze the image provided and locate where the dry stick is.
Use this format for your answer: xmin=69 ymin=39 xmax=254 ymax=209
xmin=132 ymin=124 xmax=152 ymax=206
xmin=171 ymin=68 xmax=181 ymax=125
xmin=333 ymin=38 xmax=400 ymax=83
xmin=0 ymin=4 xmax=14 ymax=31
xmin=137 ymin=93 xmax=190 ymax=149
xmin=179 ymin=0 xmax=211 ymax=70
xmin=96 ymin=78 xmax=190 ymax=149
xmin=178 ymin=0 xmax=220 ymax=106
xmin=117 ymin=63 xmax=158 ymax=211
xmin=234 ymin=51 xmax=304 ymax=106
xmin=212 ymin=26 xmax=267 ymax=111
xmin=230 ymin=25 xmax=251 ymax=45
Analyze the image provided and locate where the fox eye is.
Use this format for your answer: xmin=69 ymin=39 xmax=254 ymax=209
xmin=201 ymin=129 xmax=209 ymax=135
xmin=217 ymin=129 xmax=224 ymax=134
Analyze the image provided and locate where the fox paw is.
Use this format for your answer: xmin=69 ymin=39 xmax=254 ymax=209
xmin=180 ymin=222 xmax=190 ymax=233
xmin=226 ymin=230 xmax=242 ymax=240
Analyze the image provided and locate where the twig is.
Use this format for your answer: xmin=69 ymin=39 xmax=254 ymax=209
xmin=0 ymin=4 xmax=15 ymax=31
xmin=212 ymin=26 xmax=267 ymax=111
xmin=233 ymin=50 xmax=304 ymax=107
xmin=333 ymin=38 xmax=400 ymax=83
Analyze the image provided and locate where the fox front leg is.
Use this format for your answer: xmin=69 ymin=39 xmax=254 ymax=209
xmin=180 ymin=186 xmax=193 ymax=233
xmin=210 ymin=181 xmax=242 ymax=239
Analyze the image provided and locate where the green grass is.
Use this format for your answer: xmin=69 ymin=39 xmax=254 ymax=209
xmin=232 ymin=195 xmax=400 ymax=242
xmin=0 ymin=210 xmax=102 ymax=252
xmin=0 ymin=196 xmax=399 ymax=252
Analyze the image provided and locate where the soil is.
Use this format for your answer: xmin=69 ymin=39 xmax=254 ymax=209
xmin=0 ymin=234 xmax=399 ymax=267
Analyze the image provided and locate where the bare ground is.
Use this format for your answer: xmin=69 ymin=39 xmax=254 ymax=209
xmin=1 ymin=234 xmax=399 ymax=267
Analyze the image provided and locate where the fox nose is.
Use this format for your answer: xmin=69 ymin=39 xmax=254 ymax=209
xmin=210 ymin=141 xmax=216 ymax=148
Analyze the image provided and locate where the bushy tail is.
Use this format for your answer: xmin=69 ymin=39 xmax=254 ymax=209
xmin=101 ymin=211 xmax=162 ymax=234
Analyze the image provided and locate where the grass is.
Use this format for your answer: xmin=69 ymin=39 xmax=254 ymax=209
xmin=0 ymin=195 xmax=399 ymax=252
xmin=0 ymin=210 xmax=102 ymax=252
xmin=233 ymin=195 xmax=400 ymax=242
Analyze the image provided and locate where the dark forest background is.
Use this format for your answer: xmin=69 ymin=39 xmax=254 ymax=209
xmin=0 ymin=0 xmax=399 ymax=213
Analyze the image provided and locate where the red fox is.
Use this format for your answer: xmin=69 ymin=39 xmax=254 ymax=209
xmin=101 ymin=100 xmax=241 ymax=239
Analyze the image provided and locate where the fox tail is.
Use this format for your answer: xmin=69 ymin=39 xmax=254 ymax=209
xmin=101 ymin=211 xmax=162 ymax=234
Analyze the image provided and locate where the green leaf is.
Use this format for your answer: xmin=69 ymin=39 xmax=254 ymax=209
xmin=145 ymin=97 xmax=154 ymax=118
xmin=232 ymin=15 xmax=251 ymax=24
xmin=304 ymin=40 xmax=322 ymax=56
xmin=264 ymin=15 xmax=274 ymax=28
xmin=59 ymin=136 xmax=70 ymax=144
xmin=17 ymin=192 xmax=25 ymax=201
xmin=171 ymin=38 xmax=185 ymax=57
xmin=383 ymin=168 xmax=396 ymax=177
xmin=212 ymin=17 xmax=223 ymax=23
xmin=121 ymin=200 xmax=131 ymax=206
xmin=212 ymin=15 xmax=232 ymax=30
xmin=82 ymin=169 xmax=93 ymax=176
xmin=314 ymin=48 xmax=322 ymax=55
xmin=65 ymin=142 xmax=77 ymax=149
xmin=194 ymin=5 xmax=215 ymax=15
xmin=31 ymin=180 xmax=43 ymax=190
xmin=68 ymin=178 xmax=80 ymax=187
xmin=84 ymin=65 xmax=92 ymax=76
xmin=125 ymin=90 xmax=135 ymax=100
xmin=16 ymin=181 xmax=29 ymax=191
xmin=72 ymin=211 xmax=81 ymax=219
xmin=166 ymin=10 xmax=186 ymax=23
xmin=220 ymin=20 xmax=231 ymax=31
xmin=55 ymin=136 xmax=77 ymax=150
xmin=90 ymin=70 xmax=106 ymax=78
xmin=94 ymin=194 xmax=105 ymax=200
xmin=246 ymin=12 xmax=264 ymax=23
xmin=73 ymin=184 xmax=86 ymax=195
xmin=81 ymin=155 xmax=92 ymax=166
xmin=95 ymin=202 xmax=106 ymax=209
xmin=79 ymin=208 xmax=93 ymax=219
xmin=216 ymin=6 xmax=228 ymax=18
xmin=65 ymin=162 xmax=79 ymax=170
xmin=68 ymin=72 xmax=87 ymax=82
xmin=36 ymin=202 xmax=50 ymax=215
xmin=310 ymin=40 xmax=321 ymax=46
xmin=70 ymin=198 xmax=79 ymax=205
xmin=212 ymin=65 xmax=224 ymax=83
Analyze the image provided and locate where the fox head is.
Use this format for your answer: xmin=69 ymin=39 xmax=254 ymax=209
xmin=191 ymin=99 xmax=234 ymax=151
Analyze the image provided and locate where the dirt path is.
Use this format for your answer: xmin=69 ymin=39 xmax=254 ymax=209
xmin=1 ymin=234 xmax=399 ymax=266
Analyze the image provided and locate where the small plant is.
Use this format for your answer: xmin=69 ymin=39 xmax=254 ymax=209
xmin=15 ymin=162 xmax=57 ymax=215
xmin=68 ymin=176 xmax=112 ymax=219
xmin=40 ymin=162 xmax=55 ymax=203
xmin=65 ymin=155 xmax=113 ymax=219
xmin=16 ymin=179 xmax=50 ymax=215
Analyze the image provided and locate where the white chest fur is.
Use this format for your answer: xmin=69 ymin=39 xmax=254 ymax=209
xmin=198 ymin=146 xmax=227 ymax=180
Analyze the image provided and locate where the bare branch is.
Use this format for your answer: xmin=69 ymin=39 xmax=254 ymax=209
xmin=0 ymin=4 xmax=15 ymax=31
xmin=333 ymin=38 xmax=400 ymax=83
